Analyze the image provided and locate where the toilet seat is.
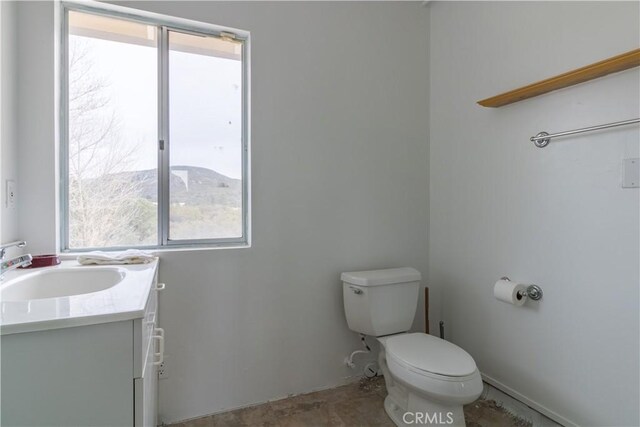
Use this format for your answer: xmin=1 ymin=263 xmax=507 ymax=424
xmin=380 ymin=333 xmax=483 ymax=405
xmin=383 ymin=333 xmax=477 ymax=377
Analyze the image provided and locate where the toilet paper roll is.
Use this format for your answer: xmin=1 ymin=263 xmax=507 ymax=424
xmin=494 ymin=279 xmax=527 ymax=306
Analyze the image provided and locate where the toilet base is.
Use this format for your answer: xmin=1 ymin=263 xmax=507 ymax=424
xmin=383 ymin=385 xmax=465 ymax=427
xmin=384 ymin=394 xmax=409 ymax=426
xmin=378 ymin=342 xmax=469 ymax=427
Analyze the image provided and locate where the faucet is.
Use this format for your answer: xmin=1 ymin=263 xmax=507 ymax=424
xmin=0 ymin=241 xmax=32 ymax=280
xmin=0 ymin=241 xmax=26 ymax=259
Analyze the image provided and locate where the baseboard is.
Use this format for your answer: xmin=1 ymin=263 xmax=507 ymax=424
xmin=481 ymin=373 xmax=578 ymax=427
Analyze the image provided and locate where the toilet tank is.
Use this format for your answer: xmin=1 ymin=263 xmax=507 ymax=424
xmin=342 ymin=267 xmax=421 ymax=337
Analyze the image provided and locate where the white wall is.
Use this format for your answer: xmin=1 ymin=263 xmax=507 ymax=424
xmin=16 ymin=1 xmax=431 ymax=423
xmin=1 ymin=1 xmax=19 ymax=245
xmin=16 ymin=1 xmax=58 ymax=255
xmin=429 ymin=2 xmax=639 ymax=426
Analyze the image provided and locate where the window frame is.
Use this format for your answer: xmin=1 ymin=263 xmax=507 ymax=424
xmin=59 ymin=1 xmax=251 ymax=252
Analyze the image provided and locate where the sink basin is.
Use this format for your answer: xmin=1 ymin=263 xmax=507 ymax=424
xmin=1 ymin=268 xmax=126 ymax=301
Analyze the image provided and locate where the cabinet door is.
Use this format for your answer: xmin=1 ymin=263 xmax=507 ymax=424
xmin=1 ymin=322 xmax=133 ymax=427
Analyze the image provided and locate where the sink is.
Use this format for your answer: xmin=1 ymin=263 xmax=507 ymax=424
xmin=1 ymin=268 xmax=126 ymax=301
xmin=1 ymin=260 xmax=158 ymax=336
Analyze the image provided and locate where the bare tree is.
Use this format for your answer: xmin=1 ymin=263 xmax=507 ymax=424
xmin=68 ymin=38 xmax=154 ymax=248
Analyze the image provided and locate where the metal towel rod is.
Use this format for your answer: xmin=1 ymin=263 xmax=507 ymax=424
xmin=530 ymin=118 xmax=640 ymax=148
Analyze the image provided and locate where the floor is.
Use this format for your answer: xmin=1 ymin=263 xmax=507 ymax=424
xmin=169 ymin=377 xmax=532 ymax=427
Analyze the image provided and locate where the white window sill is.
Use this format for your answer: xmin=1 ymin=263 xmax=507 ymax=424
xmin=59 ymin=243 xmax=251 ymax=260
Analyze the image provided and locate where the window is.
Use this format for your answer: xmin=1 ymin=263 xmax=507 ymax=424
xmin=62 ymin=6 xmax=248 ymax=250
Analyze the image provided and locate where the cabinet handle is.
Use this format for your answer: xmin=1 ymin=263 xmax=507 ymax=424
xmin=155 ymin=283 xmax=166 ymax=291
xmin=152 ymin=328 xmax=165 ymax=366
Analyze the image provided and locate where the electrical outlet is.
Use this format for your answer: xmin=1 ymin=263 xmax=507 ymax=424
xmin=158 ymin=356 xmax=169 ymax=379
xmin=6 ymin=180 xmax=16 ymax=209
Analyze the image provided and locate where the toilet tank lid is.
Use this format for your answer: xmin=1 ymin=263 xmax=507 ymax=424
xmin=341 ymin=267 xmax=421 ymax=287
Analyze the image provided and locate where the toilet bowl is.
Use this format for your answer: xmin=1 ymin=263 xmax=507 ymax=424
xmin=378 ymin=333 xmax=483 ymax=426
xmin=342 ymin=268 xmax=482 ymax=426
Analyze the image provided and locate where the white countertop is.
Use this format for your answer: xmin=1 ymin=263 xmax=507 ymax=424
xmin=0 ymin=259 xmax=158 ymax=335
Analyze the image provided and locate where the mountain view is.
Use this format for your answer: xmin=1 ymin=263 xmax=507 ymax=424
xmin=117 ymin=166 xmax=241 ymax=205
xmin=69 ymin=166 xmax=242 ymax=248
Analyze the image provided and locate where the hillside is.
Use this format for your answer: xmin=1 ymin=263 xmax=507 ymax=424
xmin=110 ymin=166 xmax=242 ymax=207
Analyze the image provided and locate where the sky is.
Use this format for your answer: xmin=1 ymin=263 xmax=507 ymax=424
xmin=71 ymin=33 xmax=243 ymax=180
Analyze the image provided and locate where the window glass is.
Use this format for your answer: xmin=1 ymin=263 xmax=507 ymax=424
xmin=168 ymin=31 xmax=244 ymax=240
xmin=67 ymin=11 xmax=158 ymax=248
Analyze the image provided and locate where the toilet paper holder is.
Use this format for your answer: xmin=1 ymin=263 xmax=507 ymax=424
xmin=500 ymin=277 xmax=543 ymax=301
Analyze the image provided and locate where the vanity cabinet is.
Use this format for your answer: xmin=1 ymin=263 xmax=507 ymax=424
xmin=0 ymin=279 xmax=164 ymax=427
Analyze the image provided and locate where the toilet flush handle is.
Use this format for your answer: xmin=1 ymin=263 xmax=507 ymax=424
xmin=349 ymin=286 xmax=364 ymax=295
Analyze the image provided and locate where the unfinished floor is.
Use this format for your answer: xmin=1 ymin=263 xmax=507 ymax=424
xmin=168 ymin=377 xmax=531 ymax=427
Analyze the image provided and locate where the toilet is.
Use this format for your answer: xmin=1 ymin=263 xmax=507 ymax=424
xmin=342 ymin=268 xmax=482 ymax=427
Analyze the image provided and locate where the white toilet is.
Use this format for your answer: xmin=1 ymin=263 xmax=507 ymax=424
xmin=342 ymin=267 xmax=483 ymax=427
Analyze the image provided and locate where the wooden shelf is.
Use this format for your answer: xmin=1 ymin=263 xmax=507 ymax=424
xmin=478 ymin=48 xmax=640 ymax=108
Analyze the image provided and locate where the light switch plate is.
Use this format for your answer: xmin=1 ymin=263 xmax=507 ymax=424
xmin=6 ymin=180 xmax=16 ymax=209
xmin=622 ymin=158 xmax=640 ymax=188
